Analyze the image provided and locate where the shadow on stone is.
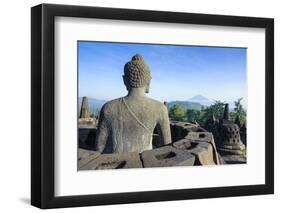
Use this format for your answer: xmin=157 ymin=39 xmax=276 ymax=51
xmin=80 ymin=152 xmax=143 ymax=170
xmin=78 ymin=128 xmax=97 ymax=151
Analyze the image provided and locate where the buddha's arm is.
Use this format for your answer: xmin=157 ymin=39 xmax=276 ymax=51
xmin=158 ymin=105 xmax=172 ymax=145
xmin=94 ymin=109 xmax=109 ymax=153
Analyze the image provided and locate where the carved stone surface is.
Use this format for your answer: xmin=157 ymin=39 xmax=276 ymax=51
xmin=123 ymin=54 xmax=152 ymax=88
xmin=78 ymin=128 xmax=97 ymax=150
xmin=79 ymin=128 xmax=91 ymax=144
xmin=77 ymin=102 xmax=247 ymax=170
xmin=95 ymin=54 xmax=172 ymax=153
xmin=223 ymin=103 xmax=230 ymax=120
xmin=78 ymin=127 xmax=225 ymax=171
xmin=185 ymin=131 xmax=213 ymax=142
xmin=215 ymin=104 xmax=246 ymax=155
xmin=78 ymin=148 xmax=101 ymax=169
xmin=141 ymin=145 xmax=195 ymax=167
xmin=173 ymin=139 xmax=216 ymax=165
xmin=79 ymin=152 xmax=143 ymax=170
xmin=80 ymin=96 xmax=91 ymax=118
xmin=78 ymin=118 xmax=97 ymax=129
xmin=185 ymin=132 xmax=220 ymax=164
xmin=78 ymin=96 xmax=96 ymax=129
xmin=170 ymin=121 xmax=206 ymax=142
xmin=222 ymin=155 xmax=246 ymax=164
xmin=240 ymin=123 xmax=247 ymax=145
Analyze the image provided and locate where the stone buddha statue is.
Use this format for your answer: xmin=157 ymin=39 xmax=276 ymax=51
xmin=95 ymin=54 xmax=172 ymax=153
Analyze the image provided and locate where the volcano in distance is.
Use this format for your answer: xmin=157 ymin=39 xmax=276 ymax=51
xmin=187 ymin=95 xmax=213 ymax=106
xmin=167 ymin=95 xmax=213 ymax=111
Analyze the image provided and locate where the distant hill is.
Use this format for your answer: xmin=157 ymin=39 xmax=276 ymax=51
xmin=188 ymin=95 xmax=213 ymax=106
xmin=167 ymin=101 xmax=202 ymax=110
xmin=167 ymin=95 xmax=213 ymax=111
xmin=78 ymin=95 xmax=215 ymax=114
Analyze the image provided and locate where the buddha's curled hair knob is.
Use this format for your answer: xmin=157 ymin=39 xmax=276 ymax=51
xmin=131 ymin=54 xmax=144 ymax=62
xmin=124 ymin=54 xmax=151 ymax=88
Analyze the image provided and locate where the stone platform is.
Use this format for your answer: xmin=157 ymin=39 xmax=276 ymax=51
xmin=78 ymin=131 xmax=220 ymax=170
xmin=78 ymin=121 xmax=245 ymax=170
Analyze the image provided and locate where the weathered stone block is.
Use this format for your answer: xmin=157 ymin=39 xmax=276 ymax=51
xmin=80 ymin=96 xmax=91 ymax=118
xmin=170 ymin=122 xmax=206 ymax=142
xmin=185 ymin=132 xmax=213 ymax=142
xmin=141 ymin=145 xmax=195 ymax=168
xmin=79 ymin=128 xmax=91 ymax=144
xmin=222 ymin=155 xmax=246 ymax=164
xmin=78 ymin=148 xmax=101 ymax=169
xmin=78 ymin=128 xmax=97 ymax=150
xmin=182 ymin=132 xmax=220 ymax=165
xmin=170 ymin=122 xmax=185 ymax=142
xmin=173 ymin=139 xmax=216 ymax=165
xmin=218 ymin=145 xmax=246 ymax=155
xmin=78 ymin=118 xmax=97 ymax=128
xmin=79 ymin=152 xmax=143 ymax=170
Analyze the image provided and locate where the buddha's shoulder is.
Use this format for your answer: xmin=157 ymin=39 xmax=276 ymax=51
xmin=101 ymin=97 xmax=166 ymax=112
xmin=101 ymin=98 xmax=123 ymax=112
xmin=144 ymin=97 xmax=166 ymax=109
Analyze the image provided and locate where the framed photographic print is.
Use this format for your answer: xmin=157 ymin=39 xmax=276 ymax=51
xmin=31 ymin=3 xmax=274 ymax=209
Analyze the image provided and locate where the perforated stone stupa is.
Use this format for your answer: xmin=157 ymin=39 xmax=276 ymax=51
xmin=215 ymin=104 xmax=246 ymax=155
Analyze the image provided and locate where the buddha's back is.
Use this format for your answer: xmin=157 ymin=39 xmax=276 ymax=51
xmin=95 ymin=96 xmax=169 ymax=153
xmin=94 ymin=54 xmax=171 ymax=153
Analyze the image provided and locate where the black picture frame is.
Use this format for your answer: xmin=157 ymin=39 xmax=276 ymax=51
xmin=31 ymin=3 xmax=274 ymax=209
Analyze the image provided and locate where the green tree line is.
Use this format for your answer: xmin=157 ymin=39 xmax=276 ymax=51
xmin=169 ymin=98 xmax=246 ymax=126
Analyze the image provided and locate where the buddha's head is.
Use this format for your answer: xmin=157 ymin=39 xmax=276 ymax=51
xmin=123 ymin=54 xmax=152 ymax=93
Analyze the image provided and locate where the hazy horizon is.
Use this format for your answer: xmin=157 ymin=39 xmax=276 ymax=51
xmin=78 ymin=41 xmax=247 ymax=107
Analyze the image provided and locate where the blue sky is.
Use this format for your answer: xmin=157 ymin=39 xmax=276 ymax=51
xmin=78 ymin=41 xmax=247 ymax=106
